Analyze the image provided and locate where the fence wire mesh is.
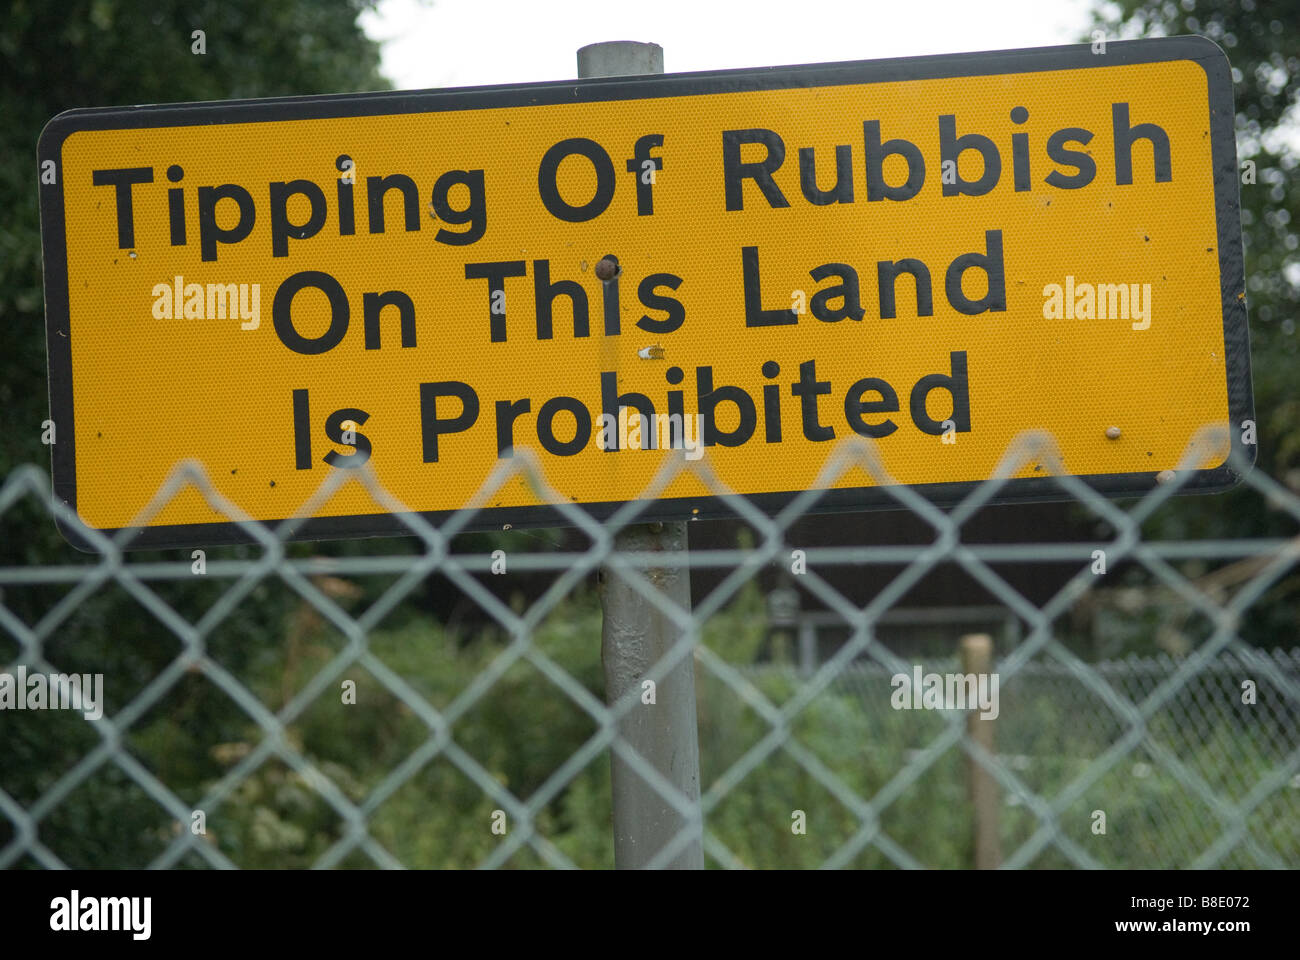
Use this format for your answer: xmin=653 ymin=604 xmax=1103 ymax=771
xmin=1 ymin=426 xmax=1298 ymax=869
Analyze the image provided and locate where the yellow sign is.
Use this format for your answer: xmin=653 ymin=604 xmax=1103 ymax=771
xmin=39 ymin=37 xmax=1251 ymax=547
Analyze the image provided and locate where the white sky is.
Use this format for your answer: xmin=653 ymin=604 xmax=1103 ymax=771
xmin=360 ymin=0 xmax=1101 ymax=90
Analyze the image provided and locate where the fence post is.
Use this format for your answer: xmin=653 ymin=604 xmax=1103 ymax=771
xmin=961 ymin=632 xmax=1002 ymax=869
xmin=582 ymin=41 xmax=704 ymax=870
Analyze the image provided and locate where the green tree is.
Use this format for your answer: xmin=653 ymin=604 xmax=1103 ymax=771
xmin=0 ymin=0 xmax=390 ymax=867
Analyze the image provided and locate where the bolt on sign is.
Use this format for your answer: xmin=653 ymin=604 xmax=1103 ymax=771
xmin=39 ymin=37 xmax=1251 ymax=548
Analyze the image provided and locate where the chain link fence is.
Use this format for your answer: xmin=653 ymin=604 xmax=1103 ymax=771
xmin=1 ymin=427 xmax=1298 ymax=868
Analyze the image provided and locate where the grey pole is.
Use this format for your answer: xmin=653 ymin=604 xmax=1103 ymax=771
xmin=577 ymin=41 xmax=663 ymax=77
xmin=581 ymin=40 xmax=703 ymax=871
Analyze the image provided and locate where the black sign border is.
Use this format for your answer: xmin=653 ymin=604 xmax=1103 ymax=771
xmin=37 ymin=36 xmax=1252 ymax=550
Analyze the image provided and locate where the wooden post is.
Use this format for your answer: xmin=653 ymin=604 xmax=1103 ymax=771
xmin=961 ymin=632 xmax=1001 ymax=869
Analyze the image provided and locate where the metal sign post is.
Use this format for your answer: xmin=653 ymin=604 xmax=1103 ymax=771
xmin=581 ymin=41 xmax=704 ymax=870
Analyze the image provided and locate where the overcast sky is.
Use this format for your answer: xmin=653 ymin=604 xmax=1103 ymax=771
xmin=360 ymin=0 xmax=1101 ymax=90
